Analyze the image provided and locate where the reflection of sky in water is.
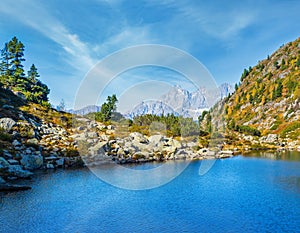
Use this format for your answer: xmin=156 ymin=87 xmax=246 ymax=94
xmin=1 ymin=152 xmax=300 ymax=232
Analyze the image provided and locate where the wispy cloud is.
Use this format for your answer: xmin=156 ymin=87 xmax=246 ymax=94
xmin=148 ymin=0 xmax=257 ymax=42
xmin=93 ymin=26 xmax=155 ymax=57
xmin=0 ymin=0 xmax=96 ymax=72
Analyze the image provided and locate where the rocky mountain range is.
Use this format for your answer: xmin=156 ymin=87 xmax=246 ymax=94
xmin=125 ymin=83 xmax=234 ymax=119
xmin=69 ymin=84 xmax=233 ymax=119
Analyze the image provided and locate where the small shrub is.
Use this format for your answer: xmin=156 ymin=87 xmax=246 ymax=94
xmin=0 ymin=128 xmax=13 ymax=142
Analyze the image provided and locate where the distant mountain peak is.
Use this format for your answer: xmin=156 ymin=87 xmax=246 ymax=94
xmin=125 ymin=83 xmax=233 ymax=120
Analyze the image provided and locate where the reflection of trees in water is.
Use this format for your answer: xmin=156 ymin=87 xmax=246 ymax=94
xmin=243 ymin=150 xmax=300 ymax=161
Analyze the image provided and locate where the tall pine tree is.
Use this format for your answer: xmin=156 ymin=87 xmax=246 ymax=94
xmin=8 ymin=36 xmax=25 ymax=83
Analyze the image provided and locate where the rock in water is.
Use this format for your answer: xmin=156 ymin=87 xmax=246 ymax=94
xmin=20 ymin=154 xmax=43 ymax=170
xmin=0 ymin=118 xmax=16 ymax=132
xmin=7 ymin=165 xmax=33 ymax=178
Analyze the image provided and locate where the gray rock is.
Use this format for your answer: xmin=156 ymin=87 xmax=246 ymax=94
xmin=77 ymin=126 xmax=85 ymax=131
xmin=148 ymin=134 xmax=164 ymax=146
xmin=45 ymin=155 xmax=58 ymax=161
xmin=117 ymin=148 xmax=125 ymax=156
xmin=219 ymin=150 xmax=233 ymax=155
xmin=7 ymin=159 xmax=19 ymax=165
xmin=99 ymin=134 xmax=109 ymax=141
xmin=0 ymin=157 xmax=10 ymax=169
xmin=12 ymin=139 xmax=21 ymax=147
xmin=46 ymin=164 xmax=55 ymax=169
xmin=130 ymin=132 xmax=149 ymax=143
xmin=20 ymin=154 xmax=43 ymax=170
xmin=7 ymin=165 xmax=33 ymax=178
xmin=25 ymin=148 xmax=32 ymax=154
xmin=56 ymin=158 xmax=64 ymax=166
xmin=2 ymin=150 xmax=13 ymax=159
xmin=89 ymin=141 xmax=109 ymax=155
xmin=260 ymin=134 xmax=278 ymax=143
xmin=266 ymin=134 xmax=278 ymax=143
xmin=133 ymin=151 xmax=150 ymax=160
xmin=0 ymin=118 xmax=16 ymax=132
xmin=26 ymin=138 xmax=39 ymax=145
xmin=175 ymin=149 xmax=187 ymax=159
xmin=87 ymin=132 xmax=98 ymax=138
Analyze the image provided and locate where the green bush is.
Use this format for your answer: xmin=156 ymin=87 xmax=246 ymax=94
xmin=0 ymin=128 xmax=13 ymax=142
xmin=235 ymin=125 xmax=261 ymax=136
xmin=280 ymin=122 xmax=300 ymax=137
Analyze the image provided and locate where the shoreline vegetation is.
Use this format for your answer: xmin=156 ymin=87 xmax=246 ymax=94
xmin=1 ymin=36 xmax=300 ymax=191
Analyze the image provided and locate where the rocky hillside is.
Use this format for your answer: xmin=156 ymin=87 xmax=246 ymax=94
xmin=0 ymin=88 xmax=84 ymax=189
xmin=208 ymin=37 xmax=300 ymax=148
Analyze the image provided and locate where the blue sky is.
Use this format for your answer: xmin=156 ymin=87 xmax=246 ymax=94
xmin=1 ymin=0 xmax=300 ymax=110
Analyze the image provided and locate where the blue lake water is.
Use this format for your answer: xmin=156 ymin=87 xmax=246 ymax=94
xmin=1 ymin=151 xmax=300 ymax=233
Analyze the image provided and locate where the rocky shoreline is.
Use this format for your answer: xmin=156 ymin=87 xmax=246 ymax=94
xmin=1 ymin=115 xmax=300 ymax=192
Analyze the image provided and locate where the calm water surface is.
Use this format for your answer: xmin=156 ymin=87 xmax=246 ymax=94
xmin=1 ymin=151 xmax=300 ymax=233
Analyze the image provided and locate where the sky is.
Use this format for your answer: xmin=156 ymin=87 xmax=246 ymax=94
xmin=0 ymin=0 xmax=300 ymax=111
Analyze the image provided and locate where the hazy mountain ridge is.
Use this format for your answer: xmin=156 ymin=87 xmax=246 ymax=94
xmin=68 ymin=105 xmax=101 ymax=116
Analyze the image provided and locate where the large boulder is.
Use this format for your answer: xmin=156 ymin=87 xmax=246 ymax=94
xmin=174 ymin=149 xmax=188 ymax=159
xmin=7 ymin=165 xmax=33 ymax=178
xmin=148 ymin=134 xmax=164 ymax=145
xmin=20 ymin=154 xmax=43 ymax=170
xmin=129 ymin=132 xmax=149 ymax=144
xmin=88 ymin=141 xmax=109 ymax=155
xmin=0 ymin=118 xmax=16 ymax=132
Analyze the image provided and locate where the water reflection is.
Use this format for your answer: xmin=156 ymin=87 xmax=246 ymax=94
xmin=242 ymin=150 xmax=300 ymax=161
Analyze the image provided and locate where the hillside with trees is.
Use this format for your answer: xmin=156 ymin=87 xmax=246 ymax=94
xmin=202 ymin=37 xmax=300 ymax=148
xmin=0 ymin=37 xmax=50 ymax=107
